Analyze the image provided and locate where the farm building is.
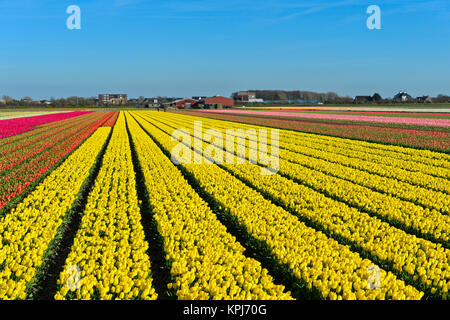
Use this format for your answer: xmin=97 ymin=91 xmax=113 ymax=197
xmin=167 ymin=98 xmax=199 ymax=109
xmin=163 ymin=96 xmax=234 ymax=109
xmin=233 ymin=91 xmax=256 ymax=102
xmin=203 ymin=96 xmax=234 ymax=108
xmin=393 ymin=90 xmax=413 ymax=103
xmin=416 ymin=96 xmax=432 ymax=103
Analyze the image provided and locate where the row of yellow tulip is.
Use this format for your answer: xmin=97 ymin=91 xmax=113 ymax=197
xmin=151 ymin=114 xmax=449 ymax=211
xmin=222 ymin=164 xmax=449 ymax=298
xmin=279 ymin=160 xmax=449 ymax=243
xmin=131 ymin=112 xmax=423 ymax=300
xmin=278 ymin=146 xmax=448 ymax=194
xmin=54 ymin=114 xmax=157 ymax=300
xmin=278 ymin=149 xmax=449 ymax=214
xmin=156 ymin=112 xmax=450 ymax=187
xmin=279 ymin=138 xmax=449 ymax=194
xmin=280 ymin=134 xmax=450 ymax=180
xmin=282 ymin=128 xmax=450 ymax=167
xmin=157 ymin=111 xmax=450 ymax=173
xmin=0 ymin=127 xmax=110 ymax=299
xmin=139 ymin=113 xmax=449 ymax=243
xmin=139 ymin=112 xmax=449 ymax=297
xmin=126 ymin=112 xmax=292 ymax=300
xmin=281 ymin=129 xmax=450 ymax=169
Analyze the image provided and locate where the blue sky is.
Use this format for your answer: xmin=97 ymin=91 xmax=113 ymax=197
xmin=1 ymin=0 xmax=449 ymax=99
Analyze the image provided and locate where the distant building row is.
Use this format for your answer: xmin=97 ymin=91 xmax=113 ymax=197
xmin=233 ymin=91 xmax=264 ymax=103
xmin=98 ymin=94 xmax=128 ymax=105
xmin=95 ymin=90 xmax=435 ymax=107
xmin=165 ymin=96 xmax=235 ymax=109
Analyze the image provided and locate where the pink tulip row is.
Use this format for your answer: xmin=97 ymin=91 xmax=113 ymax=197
xmin=202 ymin=110 xmax=450 ymax=127
xmin=306 ymin=110 xmax=450 ymax=116
xmin=0 ymin=111 xmax=92 ymax=139
xmin=260 ymin=109 xmax=449 ymax=116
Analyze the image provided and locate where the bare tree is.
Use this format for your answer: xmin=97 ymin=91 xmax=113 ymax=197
xmin=372 ymin=93 xmax=382 ymax=103
xmin=2 ymin=95 xmax=13 ymax=102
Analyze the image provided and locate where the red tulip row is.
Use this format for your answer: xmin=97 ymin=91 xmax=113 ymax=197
xmin=0 ymin=113 xmax=104 ymax=172
xmin=0 ymin=112 xmax=114 ymax=210
xmin=101 ymin=111 xmax=120 ymax=127
xmin=0 ymin=113 xmax=87 ymax=148
xmin=0 ymin=112 xmax=101 ymax=156
xmin=0 ymin=111 xmax=92 ymax=139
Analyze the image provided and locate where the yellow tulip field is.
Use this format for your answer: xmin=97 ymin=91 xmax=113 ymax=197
xmin=0 ymin=110 xmax=448 ymax=300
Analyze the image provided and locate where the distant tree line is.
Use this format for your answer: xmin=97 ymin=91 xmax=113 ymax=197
xmin=242 ymin=90 xmax=354 ymax=104
xmin=0 ymin=95 xmax=99 ymax=107
xmin=0 ymin=95 xmax=149 ymax=107
xmin=433 ymin=94 xmax=450 ymax=103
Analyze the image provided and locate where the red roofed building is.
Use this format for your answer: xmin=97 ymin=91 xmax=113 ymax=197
xmin=173 ymin=98 xmax=198 ymax=108
xmin=203 ymin=96 xmax=234 ymax=108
